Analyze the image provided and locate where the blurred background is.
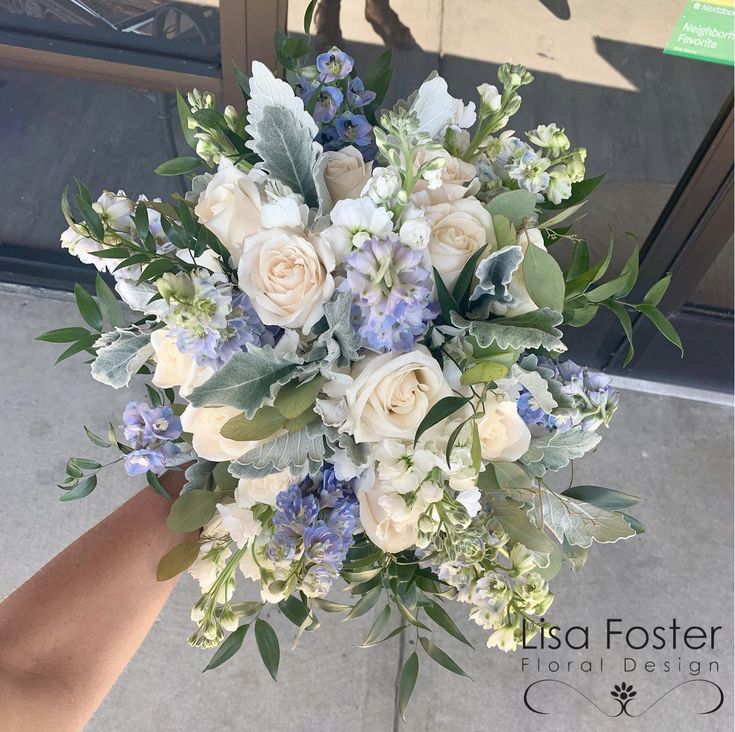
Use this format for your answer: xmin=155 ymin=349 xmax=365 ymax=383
xmin=0 ymin=3 xmax=733 ymax=731
xmin=0 ymin=0 xmax=733 ymax=389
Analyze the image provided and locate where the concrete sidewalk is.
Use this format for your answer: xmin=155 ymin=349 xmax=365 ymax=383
xmin=1 ymin=284 xmax=733 ymax=731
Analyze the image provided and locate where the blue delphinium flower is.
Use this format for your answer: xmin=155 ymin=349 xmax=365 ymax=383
xmin=508 ymin=149 xmax=551 ymax=194
xmin=316 ymin=46 xmax=354 ymax=82
xmin=343 ymin=236 xmax=439 ymax=352
xmin=213 ymin=293 xmax=274 ymax=369
xmin=313 ymin=86 xmax=344 ymax=124
xmin=347 ymin=77 xmax=376 ymax=108
xmin=122 ymin=401 xmax=182 ymax=476
xmin=266 ymin=467 xmax=358 ymax=598
xmin=335 ymin=112 xmax=372 ymax=147
xmin=517 ymin=391 xmax=571 ymax=432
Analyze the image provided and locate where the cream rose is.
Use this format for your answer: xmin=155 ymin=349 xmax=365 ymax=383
xmin=194 ymin=158 xmax=262 ymax=266
xmin=320 ymin=145 xmax=373 ymax=203
xmin=345 ymin=346 xmax=451 ymax=444
xmin=150 ymin=328 xmax=214 ymax=397
xmin=237 ymin=470 xmax=292 ymax=507
xmin=357 ymin=480 xmax=420 ymax=553
xmin=412 ymin=148 xmax=477 ymax=205
xmin=425 ymin=198 xmax=497 ymax=290
xmin=476 ymin=396 xmax=531 ymax=462
xmin=237 ymin=228 xmax=335 ymax=333
xmin=180 ymin=405 xmax=255 ymax=462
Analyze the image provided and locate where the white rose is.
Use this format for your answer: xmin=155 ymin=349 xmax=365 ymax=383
xmin=357 ymin=479 xmax=420 ymax=553
xmin=489 ymin=227 xmax=545 ymax=317
xmin=412 ymin=148 xmax=477 ymax=205
xmin=345 ymin=346 xmax=451 ymax=443
xmin=320 ymin=145 xmax=373 ymax=203
xmin=237 ymin=227 xmax=335 ymax=333
xmin=476 ymin=396 xmax=531 ymax=462
xmin=364 ymin=167 xmax=402 ymax=204
xmin=194 ymin=158 xmax=263 ymax=266
xmin=425 ymin=198 xmax=497 ymax=290
xmin=180 ymin=404 xmax=255 ymax=462
xmin=237 ymin=470 xmax=292 ymax=507
xmin=150 ymin=328 xmax=214 ymax=396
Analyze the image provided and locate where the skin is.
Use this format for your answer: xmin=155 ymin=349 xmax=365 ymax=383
xmin=0 ymin=471 xmax=193 ymax=732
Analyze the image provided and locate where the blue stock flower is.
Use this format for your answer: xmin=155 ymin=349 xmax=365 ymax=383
xmin=316 ymin=46 xmax=354 ymax=82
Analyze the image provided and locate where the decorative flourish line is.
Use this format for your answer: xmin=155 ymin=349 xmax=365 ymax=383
xmin=523 ymin=678 xmax=724 ymax=718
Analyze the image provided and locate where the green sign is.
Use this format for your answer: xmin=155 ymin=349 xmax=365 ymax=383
xmin=664 ymin=0 xmax=734 ymax=66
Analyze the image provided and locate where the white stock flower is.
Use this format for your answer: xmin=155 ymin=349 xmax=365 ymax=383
xmin=345 ymin=346 xmax=451 ymax=443
xmin=476 ymin=395 xmax=531 ymax=462
xmin=216 ymin=490 xmax=262 ymax=548
xmin=194 ymin=157 xmax=263 ymax=266
xmin=150 ymin=328 xmax=214 ymax=396
xmin=321 ymin=198 xmax=393 ymax=263
xmin=320 ymin=145 xmax=373 ymax=203
xmin=456 ymin=487 xmax=482 ymax=517
xmin=357 ymin=477 xmax=420 ymax=553
xmin=398 ymin=207 xmax=431 ymax=249
xmin=363 ymin=167 xmax=402 ymax=204
xmin=375 ymin=441 xmax=439 ymax=494
xmin=180 ymin=404 xmax=255 ymax=462
xmin=425 ymin=197 xmax=497 ymax=290
xmin=60 ymin=227 xmax=105 ymax=268
xmin=237 ymin=228 xmax=335 ymax=333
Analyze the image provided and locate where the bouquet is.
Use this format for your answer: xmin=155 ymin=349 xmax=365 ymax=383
xmin=39 ymin=7 xmax=682 ymax=716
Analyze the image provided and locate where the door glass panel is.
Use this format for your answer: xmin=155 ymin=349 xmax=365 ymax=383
xmin=288 ymin=0 xmax=733 ymax=269
xmin=688 ymin=235 xmax=734 ymax=312
xmin=0 ymin=0 xmax=221 ymax=61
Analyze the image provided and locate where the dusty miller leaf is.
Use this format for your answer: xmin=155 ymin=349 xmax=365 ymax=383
xmin=468 ymin=246 xmax=523 ymax=319
xmin=521 ymin=427 xmax=601 ymax=476
xmin=90 ymin=329 xmax=152 ymax=388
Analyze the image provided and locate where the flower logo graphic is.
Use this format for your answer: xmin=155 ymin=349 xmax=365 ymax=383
xmin=610 ymin=681 xmax=637 ymax=715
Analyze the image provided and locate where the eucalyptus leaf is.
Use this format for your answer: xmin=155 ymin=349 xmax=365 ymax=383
xmin=221 ymin=407 xmax=285 ymax=441
xmin=522 ymin=239 xmax=565 ymax=312
xmin=166 ymin=489 xmax=217 ymax=532
xmin=274 ymin=376 xmax=326 ymax=420
xmin=486 ymin=189 xmax=537 ymax=228
xmin=156 ymin=541 xmax=200 ymax=581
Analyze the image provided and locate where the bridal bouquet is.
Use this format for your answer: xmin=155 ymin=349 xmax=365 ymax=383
xmin=40 ymin=7 xmax=681 ymax=716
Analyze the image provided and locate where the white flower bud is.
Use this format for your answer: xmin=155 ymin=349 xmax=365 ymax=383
xmin=477 ymin=83 xmax=502 ymax=112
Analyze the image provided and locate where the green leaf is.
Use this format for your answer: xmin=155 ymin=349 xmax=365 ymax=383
xmin=37 ymin=327 xmax=90 ymax=343
xmin=522 ymin=239 xmax=565 ymax=312
xmin=563 ymin=302 xmax=599 ymax=328
xmin=460 ymin=359 xmax=508 ymax=386
xmin=586 ymin=246 xmax=639 ymax=302
xmin=486 ymin=189 xmax=537 ymax=228
xmin=424 ymin=600 xmax=474 ymax=648
xmin=75 ymin=195 xmax=105 ymax=240
xmin=562 ymin=485 xmax=640 ymax=510
xmin=419 ymin=637 xmax=471 ymax=679
xmin=59 ymin=474 xmax=97 ymax=502
xmin=137 ymin=258 xmax=178 ymax=284
xmin=146 ymin=470 xmax=172 ymax=500
xmin=361 ymin=605 xmax=391 ymax=647
xmin=363 ymin=48 xmax=393 ymax=110
xmin=176 ymin=91 xmax=198 ymax=149
xmin=312 ymin=598 xmax=351 ymax=613
xmin=434 ymin=267 xmax=459 ymax=322
xmin=450 ymin=309 xmax=565 ymax=353
xmin=413 ymin=396 xmax=470 ymax=448
xmin=566 ymin=240 xmax=590 ymax=282
xmin=84 ymin=425 xmax=111 ymax=448
xmin=451 ymin=244 xmax=488 ymax=308
xmin=166 ymin=489 xmax=217 ymax=532
xmin=278 ymin=595 xmax=310 ymax=626
xmin=643 ymin=273 xmax=671 ymax=306
xmin=212 ymin=461 xmax=238 ymax=492
xmin=187 ymin=347 xmax=300 ymax=416
xmin=203 ymin=624 xmax=249 ymax=672
xmin=394 ymin=597 xmax=430 ymax=630
xmin=564 ymin=232 xmax=614 ymax=296
xmin=635 ymin=303 xmax=683 ymax=355
xmin=273 ymin=376 xmax=326 ymax=420
xmin=492 ymin=214 xmax=516 ymax=248
xmin=55 ymin=334 xmax=97 ymax=364
xmin=485 ymin=496 xmax=557 ymax=563
xmin=254 ymin=618 xmax=280 ymax=681
xmin=620 ymin=512 xmax=646 ymax=535
xmin=602 ymin=300 xmax=634 ymax=366
xmin=398 ymin=652 xmax=419 ymax=721
xmin=345 ymin=586 xmax=382 ymax=620
xmin=154 ymin=156 xmax=202 ymax=176
xmin=221 ymin=406 xmax=285 ymax=441
xmin=156 ymin=540 xmax=200 ymax=581
xmin=562 ymin=538 xmax=590 ymax=572
xmin=74 ymin=284 xmax=103 ymax=331
xmin=95 ymin=275 xmax=124 ymax=328
xmin=303 ymin=0 xmax=318 ymax=33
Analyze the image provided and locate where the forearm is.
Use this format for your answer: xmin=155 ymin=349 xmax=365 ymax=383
xmin=0 ymin=472 xmax=192 ymax=732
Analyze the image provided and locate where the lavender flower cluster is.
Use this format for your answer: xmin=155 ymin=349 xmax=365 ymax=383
xmin=297 ymin=47 xmax=377 ymax=160
xmin=343 ymin=236 xmax=438 ymax=352
xmin=122 ymin=401 xmax=183 ymax=476
xmin=267 ymin=466 xmax=359 ymax=597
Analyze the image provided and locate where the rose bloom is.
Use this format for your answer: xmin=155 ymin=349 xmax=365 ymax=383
xmin=490 ymin=227 xmax=545 ymax=317
xmin=476 ymin=395 xmax=531 ymax=462
xmin=319 ymin=145 xmax=373 ymax=203
xmin=412 ymin=148 xmax=477 ymax=205
xmin=180 ymin=404 xmax=255 ymax=462
xmin=238 ymin=227 xmax=335 ymax=333
xmin=150 ymin=328 xmax=214 ymax=396
xmin=194 ymin=158 xmax=263 ymax=266
xmin=356 ymin=479 xmax=420 ymax=553
xmin=345 ymin=346 xmax=451 ymax=443
xmin=424 ymin=198 xmax=497 ymax=290
xmin=237 ymin=470 xmax=292 ymax=507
